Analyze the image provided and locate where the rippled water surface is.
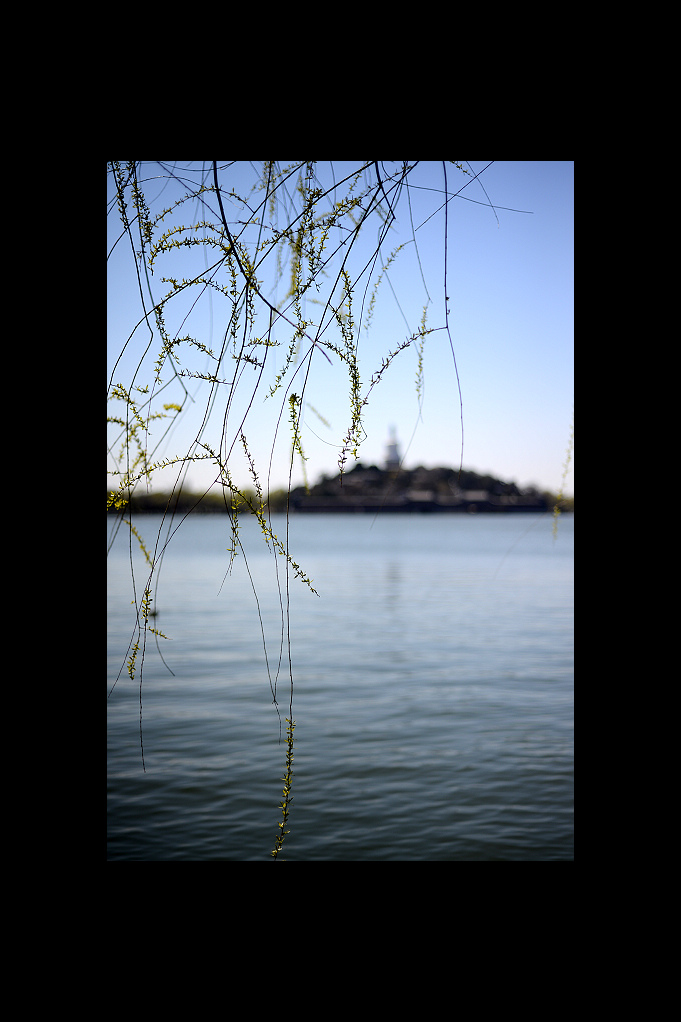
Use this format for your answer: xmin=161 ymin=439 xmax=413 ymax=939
xmin=107 ymin=512 xmax=573 ymax=861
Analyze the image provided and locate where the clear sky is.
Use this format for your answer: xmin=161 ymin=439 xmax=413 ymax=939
xmin=107 ymin=161 xmax=573 ymax=497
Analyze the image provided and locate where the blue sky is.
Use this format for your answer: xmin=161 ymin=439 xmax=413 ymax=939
xmin=107 ymin=161 xmax=573 ymax=497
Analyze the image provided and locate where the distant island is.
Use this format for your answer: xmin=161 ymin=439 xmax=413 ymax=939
xmin=108 ymin=463 xmax=572 ymax=516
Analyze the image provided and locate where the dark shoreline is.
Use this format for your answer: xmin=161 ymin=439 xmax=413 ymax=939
xmin=108 ymin=462 xmax=572 ymax=516
xmin=107 ymin=493 xmax=563 ymax=516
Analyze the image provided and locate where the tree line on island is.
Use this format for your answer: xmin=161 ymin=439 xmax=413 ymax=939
xmin=108 ymin=462 xmax=573 ymax=516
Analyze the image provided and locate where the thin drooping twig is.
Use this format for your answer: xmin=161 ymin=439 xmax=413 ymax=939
xmin=442 ymin=161 xmax=465 ymax=481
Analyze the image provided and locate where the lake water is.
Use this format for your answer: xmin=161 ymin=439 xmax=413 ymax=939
xmin=107 ymin=511 xmax=574 ymax=861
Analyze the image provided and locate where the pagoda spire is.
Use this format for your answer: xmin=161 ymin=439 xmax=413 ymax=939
xmin=385 ymin=426 xmax=400 ymax=471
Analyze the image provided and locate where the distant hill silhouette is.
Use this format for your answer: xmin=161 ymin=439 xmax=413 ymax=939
xmin=109 ymin=463 xmax=568 ymax=515
xmin=289 ymin=463 xmax=551 ymax=513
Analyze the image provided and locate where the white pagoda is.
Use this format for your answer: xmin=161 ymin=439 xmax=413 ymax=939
xmin=385 ymin=427 xmax=401 ymax=471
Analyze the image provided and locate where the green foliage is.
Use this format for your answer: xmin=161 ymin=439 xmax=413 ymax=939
xmin=271 ymin=718 xmax=296 ymax=860
xmin=122 ymin=518 xmax=153 ymax=567
xmin=289 ymin=393 xmax=309 ymax=493
xmin=115 ymin=584 xmax=169 ymax=772
xmin=552 ymin=412 xmax=574 ymax=539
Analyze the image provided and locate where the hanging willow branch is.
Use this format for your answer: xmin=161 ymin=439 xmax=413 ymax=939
xmin=107 ymin=160 xmax=479 ymax=858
